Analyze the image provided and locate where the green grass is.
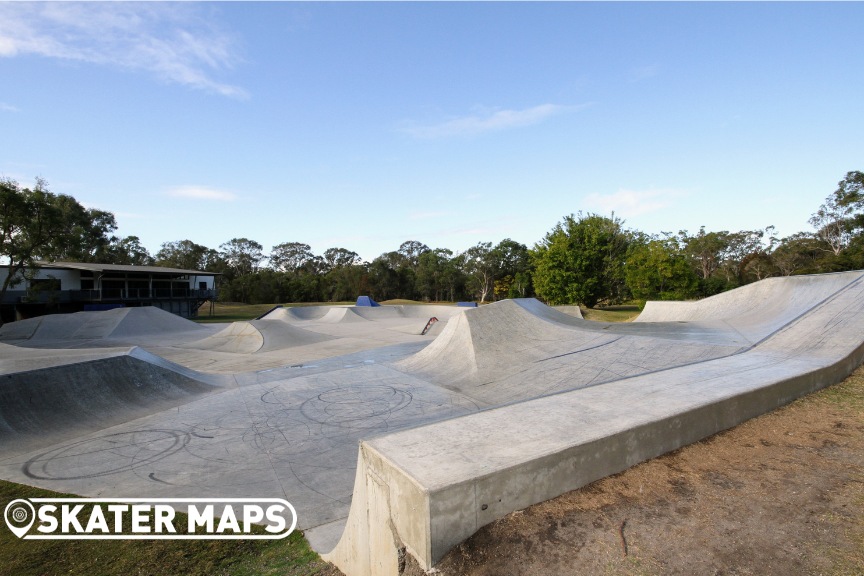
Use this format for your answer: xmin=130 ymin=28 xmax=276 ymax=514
xmin=0 ymin=480 xmax=334 ymax=576
xmin=379 ymin=299 xmax=447 ymax=305
xmin=194 ymin=300 xmax=461 ymax=323
xmin=580 ymin=305 xmax=641 ymax=323
xmin=800 ymin=363 xmax=864 ymax=412
xmin=193 ymin=301 xmax=645 ymax=324
xmin=193 ymin=302 xmax=354 ymax=323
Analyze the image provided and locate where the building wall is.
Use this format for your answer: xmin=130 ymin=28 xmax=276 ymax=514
xmin=0 ymin=266 xmax=218 ymax=319
xmin=0 ymin=268 xmax=82 ymax=290
xmin=0 ymin=267 xmax=216 ymax=292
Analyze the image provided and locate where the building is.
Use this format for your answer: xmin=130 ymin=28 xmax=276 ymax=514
xmin=0 ymin=262 xmax=219 ymax=322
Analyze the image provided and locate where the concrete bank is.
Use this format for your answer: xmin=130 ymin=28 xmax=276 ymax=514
xmin=324 ymin=271 xmax=864 ymax=575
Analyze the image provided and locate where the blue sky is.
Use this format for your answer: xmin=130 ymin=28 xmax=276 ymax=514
xmin=1 ymin=2 xmax=862 ymax=262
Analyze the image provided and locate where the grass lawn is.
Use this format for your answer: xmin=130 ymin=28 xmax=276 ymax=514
xmin=0 ymin=480 xmax=337 ymax=576
xmin=193 ymin=302 xmax=355 ymax=323
xmin=580 ymin=305 xmax=642 ymax=322
xmin=193 ymin=301 xmax=644 ymax=324
xmin=193 ymin=300 xmax=459 ymax=323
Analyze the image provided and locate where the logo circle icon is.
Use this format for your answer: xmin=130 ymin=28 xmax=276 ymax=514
xmin=4 ymin=499 xmax=36 ymax=538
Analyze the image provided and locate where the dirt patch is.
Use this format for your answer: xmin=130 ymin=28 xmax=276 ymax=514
xmin=399 ymin=366 xmax=864 ymax=576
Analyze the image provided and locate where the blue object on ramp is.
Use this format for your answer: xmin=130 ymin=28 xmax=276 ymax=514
xmin=356 ymin=296 xmax=381 ymax=307
xmin=457 ymin=302 xmax=478 ymax=307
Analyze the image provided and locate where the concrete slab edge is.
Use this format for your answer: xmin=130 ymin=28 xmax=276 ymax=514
xmin=322 ymin=338 xmax=864 ymax=576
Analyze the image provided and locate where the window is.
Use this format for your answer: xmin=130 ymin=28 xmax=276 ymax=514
xmin=30 ymin=278 xmax=61 ymax=291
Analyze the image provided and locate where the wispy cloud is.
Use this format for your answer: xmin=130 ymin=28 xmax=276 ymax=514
xmin=0 ymin=3 xmax=247 ymax=98
xmin=401 ymin=103 xmax=588 ymax=139
xmin=0 ymin=102 xmax=18 ymax=112
xmin=430 ymin=216 xmax=521 ymax=242
xmin=585 ymin=187 xmax=688 ymax=218
xmin=166 ymin=185 xmax=237 ymax=202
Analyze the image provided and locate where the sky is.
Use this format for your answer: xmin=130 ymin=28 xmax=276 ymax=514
xmin=1 ymin=1 xmax=862 ymax=263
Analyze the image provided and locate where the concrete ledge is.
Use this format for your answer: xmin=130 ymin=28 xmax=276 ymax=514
xmin=325 ymin=350 xmax=864 ymax=575
xmin=324 ymin=273 xmax=864 ymax=576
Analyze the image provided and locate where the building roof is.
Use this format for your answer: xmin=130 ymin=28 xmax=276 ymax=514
xmin=37 ymin=262 xmax=220 ymax=276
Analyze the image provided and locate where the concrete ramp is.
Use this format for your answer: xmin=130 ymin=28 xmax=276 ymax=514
xmin=348 ymin=306 xmax=405 ymax=321
xmin=187 ymin=322 xmax=264 ymax=353
xmin=110 ymin=307 xmax=206 ymax=337
xmin=353 ymin=304 xmax=466 ymax=320
xmin=255 ymin=319 xmax=337 ymax=351
xmin=3 ymin=273 xmax=863 ymax=576
xmin=0 ymin=347 xmax=219 ymax=455
xmin=257 ymin=305 xmax=467 ymax=343
xmin=552 ymin=304 xmax=584 ymax=318
xmin=0 ymin=317 xmax=43 ymax=340
xmin=323 ymin=271 xmax=864 ymax=576
xmin=187 ymin=320 xmax=335 ymax=354
xmin=395 ymin=298 xmax=745 ymax=405
xmin=262 ymin=306 xmax=334 ymax=321
xmin=320 ymin=307 xmax=369 ymax=324
xmin=0 ymin=307 xmax=205 ymax=342
xmin=635 ymin=272 xmax=858 ymax=342
xmin=260 ymin=305 xmax=370 ymax=324
xmin=0 ymin=342 xmax=133 ymax=373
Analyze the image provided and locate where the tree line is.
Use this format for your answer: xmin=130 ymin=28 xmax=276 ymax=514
xmin=2 ymin=171 xmax=862 ymax=307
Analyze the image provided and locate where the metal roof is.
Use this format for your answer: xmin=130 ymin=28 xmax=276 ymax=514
xmin=36 ymin=262 xmax=220 ymax=275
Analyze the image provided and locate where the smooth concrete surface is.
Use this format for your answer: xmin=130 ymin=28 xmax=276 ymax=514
xmin=0 ymin=304 xmax=474 ymax=531
xmin=323 ymin=271 xmax=864 ymax=576
xmin=0 ymin=274 xmax=862 ymax=576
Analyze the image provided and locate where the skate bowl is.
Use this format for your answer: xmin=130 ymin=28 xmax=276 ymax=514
xmin=184 ymin=320 xmax=336 ymax=353
xmin=0 ymin=274 xmax=862 ymax=576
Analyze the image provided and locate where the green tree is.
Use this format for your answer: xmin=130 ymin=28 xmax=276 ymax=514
xmin=770 ymin=233 xmax=824 ymax=275
xmin=269 ymin=242 xmax=314 ymax=273
xmin=415 ymin=248 xmax=454 ymax=301
xmin=0 ymin=178 xmax=118 ymax=303
xmin=531 ymin=212 xmax=630 ymax=307
xmin=809 ymin=171 xmax=864 ymax=257
xmin=461 ymin=242 xmax=496 ymax=303
xmin=396 ymin=240 xmax=430 ymax=268
xmin=322 ymin=247 xmax=361 ymax=272
xmin=679 ymin=226 xmax=777 ymax=293
xmin=217 ymin=238 xmax=265 ymax=303
xmin=155 ymin=239 xmax=221 ymax=271
xmin=286 ymin=265 xmax=326 ymax=302
xmin=680 ymin=227 xmax=731 ymax=281
xmin=328 ymin=264 xmax=368 ymax=302
xmin=106 ymin=236 xmax=154 ymax=265
xmin=490 ymin=238 xmax=532 ymax=300
xmin=736 ymin=228 xmax=777 ymax=284
xmin=367 ymin=254 xmax=402 ymax=301
xmin=318 ymin=247 xmax=364 ymax=301
xmin=46 ymin=194 xmax=118 ymax=263
xmin=625 ymin=236 xmax=699 ymax=302
xmin=220 ymin=238 xmax=264 ymax=277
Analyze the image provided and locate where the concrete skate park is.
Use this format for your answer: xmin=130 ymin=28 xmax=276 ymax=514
xmin=1 ymin=271 xmax=863 ymax=576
